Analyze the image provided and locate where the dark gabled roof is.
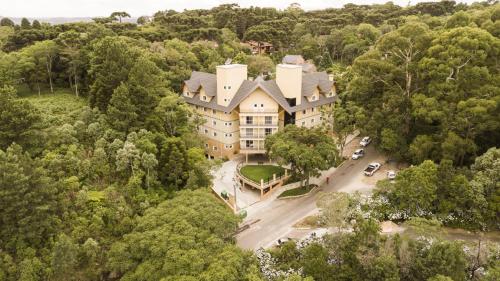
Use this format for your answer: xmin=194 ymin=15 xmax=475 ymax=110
xmin=182 ymin=69 xmax=337 ymax=113
xmin=294 ymin=95 xmax=337 ymax=112
xmin=182 ymin=94 xmax=227 ymax=111
xmin=227 ymin=79 xmax=293 ymax=113
xmin=184 ymin=71 xmax=217 ymax=96
xmin=301 ymin=72 xmax=333 ymax=97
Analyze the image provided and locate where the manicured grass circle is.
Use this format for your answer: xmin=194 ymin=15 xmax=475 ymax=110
xmin=239 ymin=165 xmax=285 ymax=183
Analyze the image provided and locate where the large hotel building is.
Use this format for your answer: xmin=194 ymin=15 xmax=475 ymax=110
xmin=182 ymin=55 xmax=337 ymax=159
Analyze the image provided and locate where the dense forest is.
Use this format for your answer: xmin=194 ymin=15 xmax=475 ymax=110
xmin=0 ymin=1 xmax=499 ymax=280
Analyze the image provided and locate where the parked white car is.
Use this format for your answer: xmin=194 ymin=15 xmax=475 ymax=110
xmin=360 ymin=136 xmax=372 ymax=147
xmin=387 ymin=170 xmax=396 ymax=180
xmin=364 ymin=162 xmax=381 ymax=176
xmin=352 ymin=149 xmax=365 ymax=160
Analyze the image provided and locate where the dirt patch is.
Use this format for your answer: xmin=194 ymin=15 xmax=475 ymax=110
xmin=293 ymin=215 xmax=322 ymax=229
xmin=381 ymin=221 xmax=405 ymax=234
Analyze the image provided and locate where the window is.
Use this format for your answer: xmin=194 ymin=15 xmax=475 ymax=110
xmin=301 ymin=121 xmax=305 ymax=126
xmin=246 ymin=116 xmax=253 ymax=125
xmin=265 ymin=116 xmax=272 ymax=125
xmin=203 ymin=107 xmax=207 ymax=112
xmin=254 ymin=104 xmax=258 ymax=108
xmin=246 ymin=140 xmax=254 ymax=148
xmin=225 ymin=133 xmax=233 ymax=137
xmin=212 ymin=109 xmax=216 ymax=114
xmin=228 ymin=122 xmax=232 ymax=126
xmin=202 ymin=96 xmax=207 ymax=101
xmin=224 ymin=98 xmax=227 ymax=102
xmin=213 ymin=132 xmax=217 ymax=137
xmin=223 ymin=86 xmax=226 ymax=89
xmin=195 ymin=105 xmax=199 ymax=109
xmin=246 ymin=128 xmax=253 ymax=136
xmin=225 ymin=144 xmax=233 ymax=149
xmin=303 ymin=110 xmax=306 ymax=115
xmin=311 ymin=118 xmax=315 ymax=123
xmin=212 ymin=120 xmax=216 ymax=126
xmin=224 ymin=122 xmax=227 ymax=126
xmin=261 ymin=104 xmax=264 ymax=107
xmin=213 ymin=146 xmax=218 ymax=151
xmin=320 ymin=116 xmax=323 ymax=121
xmin=265 ymin=128 xmax=272 ymax=136
xmin=205 ymin=143 xmax=208 ymax=148
xmin=228 ymin=86 xmax=231 ymax=89
xmin=204 ymin=129 xmax=208 ymax=134
xmin=312 ymin=95 xmax=316 ymax=101
xmin=311 ymin=108 xmax=315 ymax=112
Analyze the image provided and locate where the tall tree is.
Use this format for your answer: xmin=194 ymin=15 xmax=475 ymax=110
xmin=88 ymin=36 xmax=140 ymax=111
xmin=20 ymin=18 xmax=31 ymax=29
xmin=107 ymin=189 xmax=260 ymax=281
xmin=107 ymin=83 xmax=138 ymax=134
xmin=0 ymin=144 xmax=63 ymax=252
xmin=158 ymin=137 xmax=189 ymax=190
xmin=0 ymin=86 xmax=41 ymax=150
xmin=265 ymin=125 xmax=339 ymax=187
xmin=322 ymin=101 xmax=361 ymax=158
xmin=0 ymin=18 xmax=14 ymax=27
xmin=56 ymin=31 xmax=86 ymax=96
xmin=110 ymin=12 xmax=131 ymax=23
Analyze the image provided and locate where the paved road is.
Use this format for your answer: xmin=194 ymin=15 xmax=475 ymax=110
xmin=236 ymin=145 xmax=384 ymax=250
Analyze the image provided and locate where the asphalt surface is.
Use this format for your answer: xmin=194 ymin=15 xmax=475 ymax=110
xmin=236 ymin=145 xmax=383 ymax=250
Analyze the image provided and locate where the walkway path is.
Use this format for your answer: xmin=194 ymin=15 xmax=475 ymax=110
xmin=211 ymin=155 xmax=262 ymax=210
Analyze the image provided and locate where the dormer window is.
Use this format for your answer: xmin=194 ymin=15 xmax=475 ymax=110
xmin=202 ymin=96 xmax=207 ymax=101
xmin=254 ymin=104 xmax=258 ymax=108
xmin=260 ymin=104 xmax=264 ymax=107
xmin=228 ymin=86 xmax=231 ymax=89
xmin=312 ymin=95 xmax=316 ymax=101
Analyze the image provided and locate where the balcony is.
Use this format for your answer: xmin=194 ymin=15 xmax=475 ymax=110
xmin=240 ymin=128 xmax=275 ymax=139
xmin=240 ymin=121 xmax=278 ymax=127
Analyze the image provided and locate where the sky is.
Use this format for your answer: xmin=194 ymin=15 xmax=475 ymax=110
xmin=1 ymin=0 xmax=478 ymax=18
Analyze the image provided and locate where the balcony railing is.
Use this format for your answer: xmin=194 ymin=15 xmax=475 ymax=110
xmin=240 ymin=146 xmax=265 ymax=151
xmin=240 ymin=121 xmax=278 ymax=127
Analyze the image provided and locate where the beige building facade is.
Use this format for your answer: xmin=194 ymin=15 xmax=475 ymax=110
xmin=182 ymin=57 xmax=337 ymax=159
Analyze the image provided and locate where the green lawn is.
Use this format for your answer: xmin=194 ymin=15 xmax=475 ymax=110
xmin=239 ymin=165 xmax=285 ymax=183
xmin=278 ymin=184 xmax=316 ymax=198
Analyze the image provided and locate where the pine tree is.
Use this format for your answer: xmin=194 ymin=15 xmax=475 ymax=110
xmin=159 ymin=137 xmax=189 ymax=190
xmin=107 ymin=83 xmax=138 ymax=134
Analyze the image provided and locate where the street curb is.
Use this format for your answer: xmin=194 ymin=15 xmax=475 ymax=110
xmin=336 ymin=159 xmax=347 ymax=168
xmin=277 ymin=185 xmax=318 ymax=200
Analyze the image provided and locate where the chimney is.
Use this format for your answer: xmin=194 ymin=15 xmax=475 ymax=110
xmin=216 ymin=64 xmax=247 ymax=107
xmin=276 ymin=64 xmax=302 ymax=106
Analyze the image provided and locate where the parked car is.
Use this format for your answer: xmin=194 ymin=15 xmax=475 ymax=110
xmin=276 ymin=237 xmax=293 ymax=246
xmin=360 ymin=136 xmax=372 ymax=147
xmin=387 ymin=170 xmax=396 ymax=180
xmin=364 ymin=162 xmax=381 ymax=176
xmin=352 ymin=149 xmax=365 ymax=160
